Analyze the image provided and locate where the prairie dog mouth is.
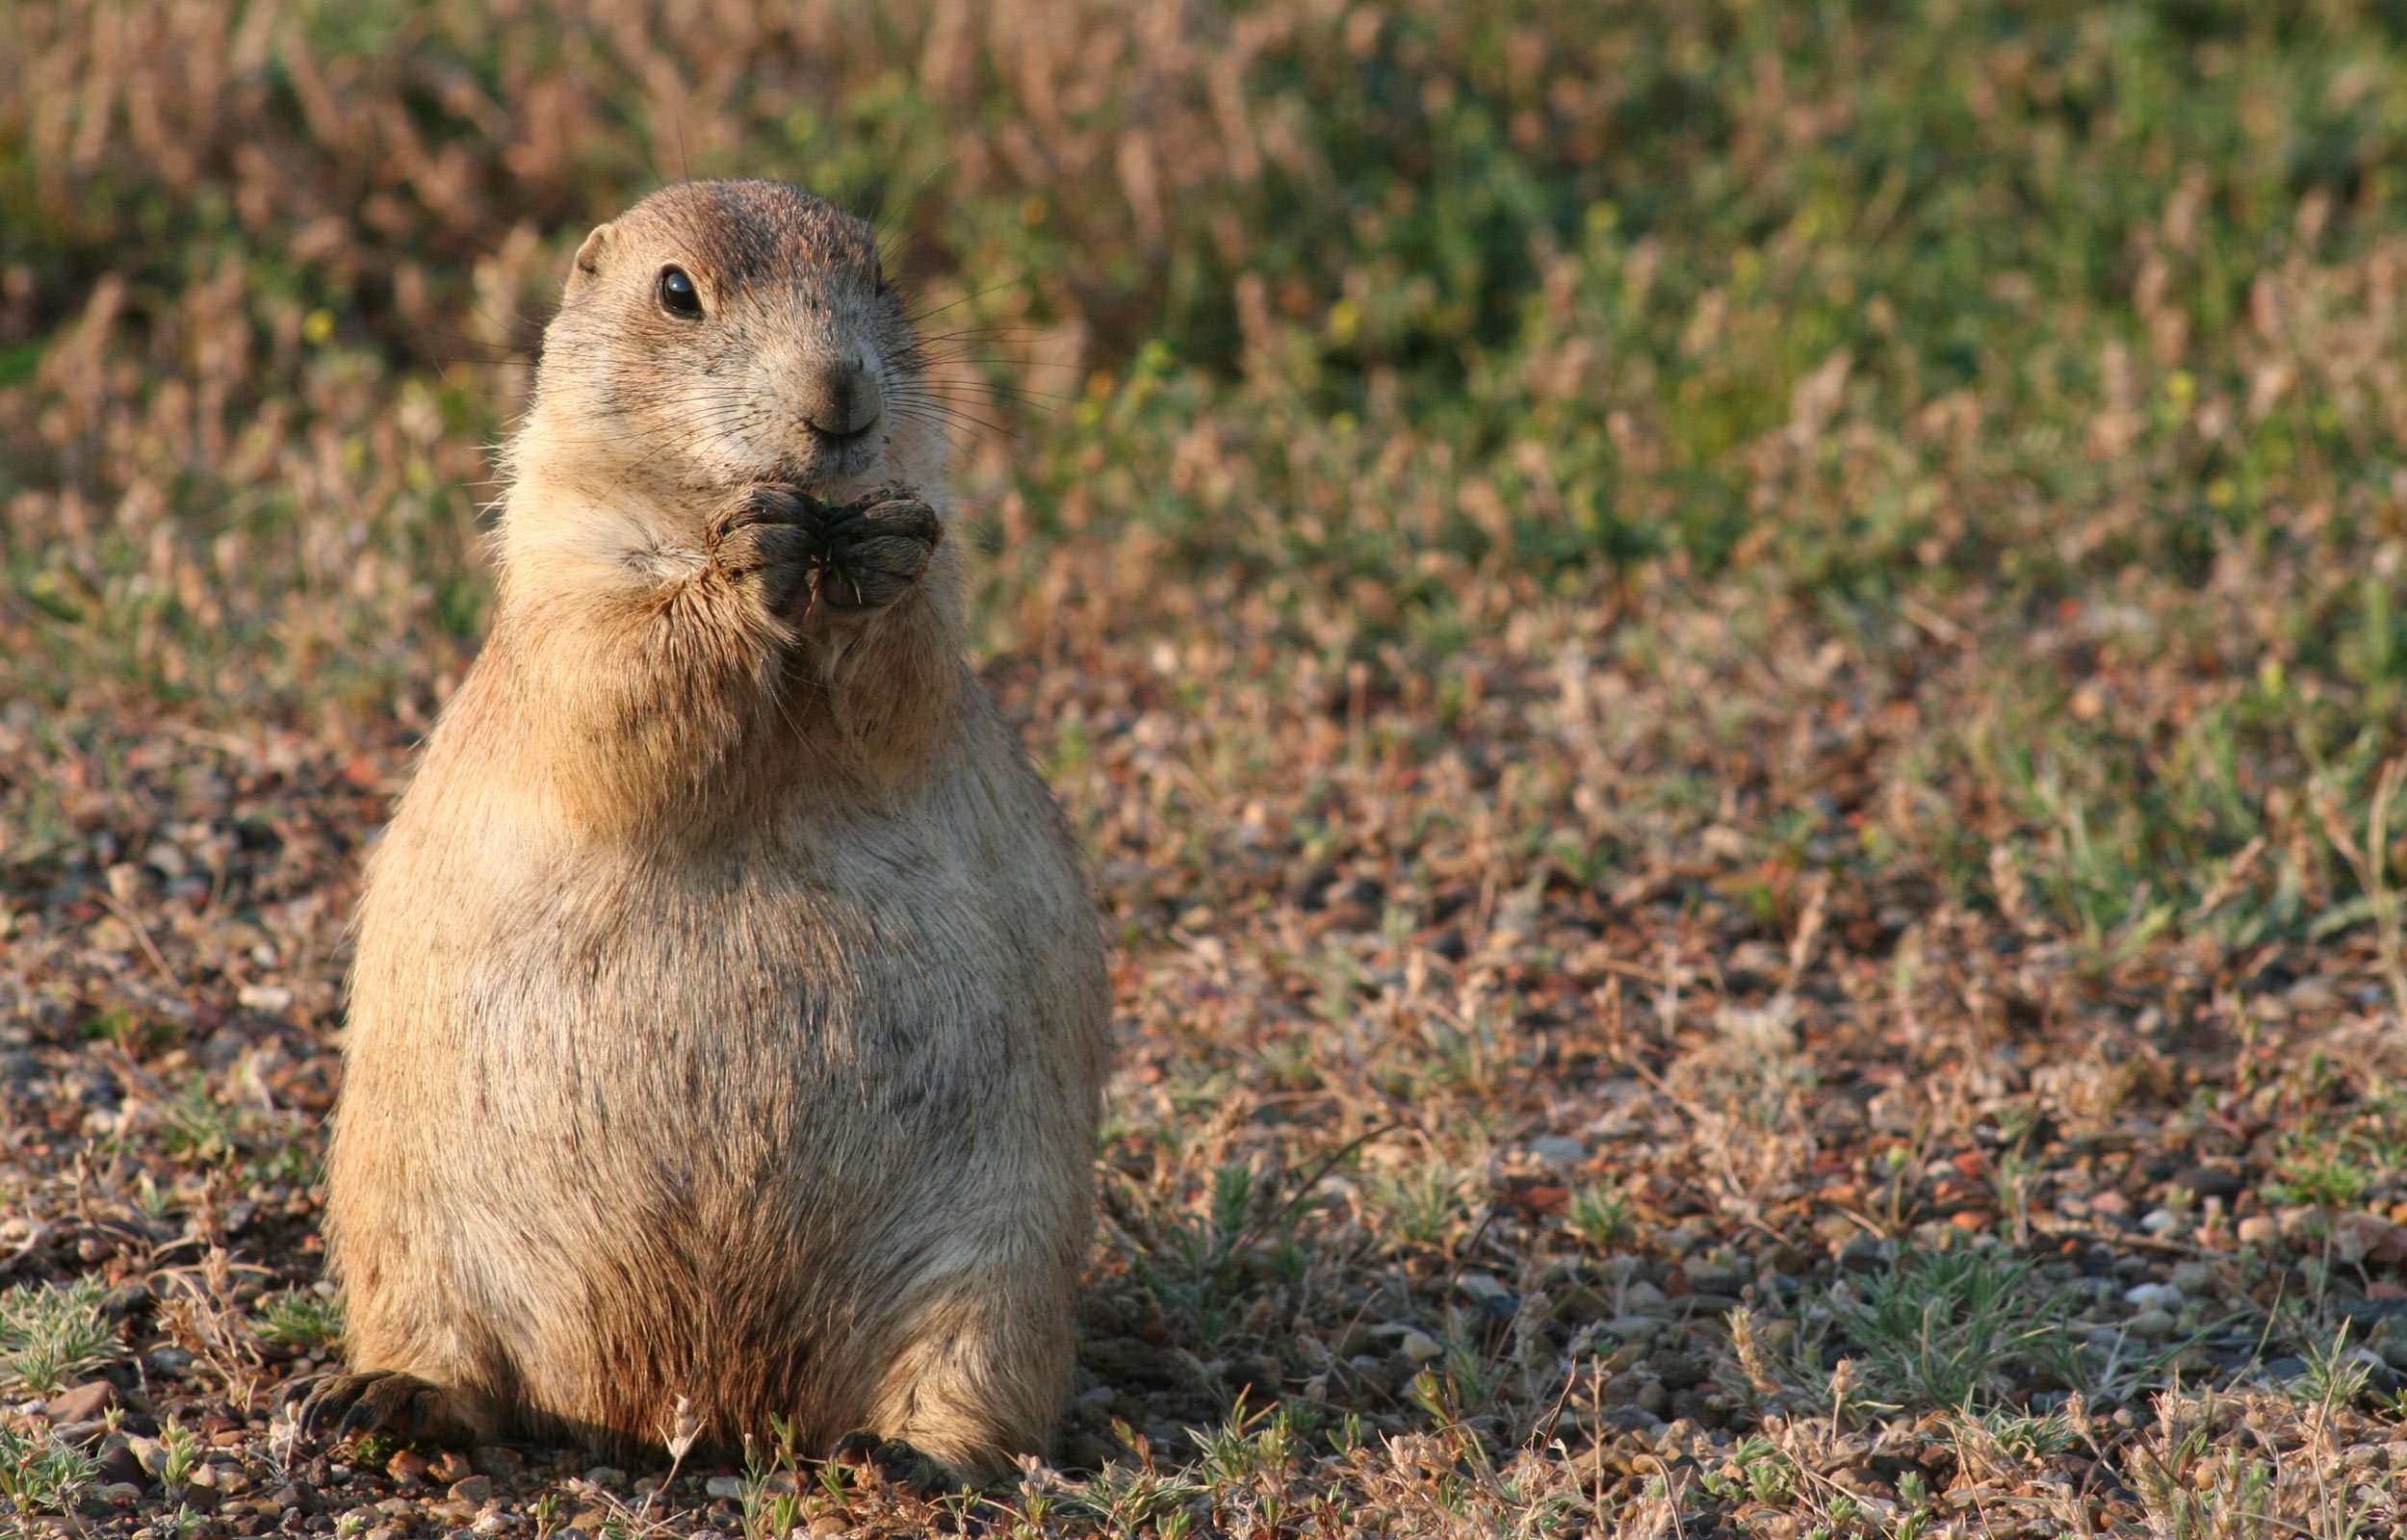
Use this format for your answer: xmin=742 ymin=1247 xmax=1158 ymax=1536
xmin=764 ymin=439 xmax=883 ymax=495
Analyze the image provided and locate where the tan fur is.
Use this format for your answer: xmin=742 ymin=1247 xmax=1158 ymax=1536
xmin=319 ymin=182 xmax=1109 ymax=1481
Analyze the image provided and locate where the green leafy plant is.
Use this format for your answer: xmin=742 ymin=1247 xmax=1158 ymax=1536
xmin=0 ymin=1278 xmax=116 ymax=1396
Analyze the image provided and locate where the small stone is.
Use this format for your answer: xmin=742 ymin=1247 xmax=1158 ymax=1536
xmin=705 ymin=1474 xmax=746 ymax=1499
xmin=388 ymin=1450 xmax=429 ymax=1485
xmin=2126 ymin=1308 xmax=2177 ymax=1339
xmin=429 ymin=1450 xmax=473 ymax=1484
xmin=270 ymin=1485 xmax=311 ymax=1514
xmin=2124 ymin=1282 xmax=2183 ymax=1310
xmin=1398 ymin=1331 xmax=1445 ymax=1363
xmin=2175 ymin=1166 xmax=2247 ymax=1202
xmin=100 ymin=1281 xmax=149 ymax=1318
xmin=1457 ymin=1271 xmax=1512 ymax=1304
xmin=1604 ymin=1315 xmax=1666 ymax=1344
xmin=1838 ymin=1234 xmax=1893 ymax=1272
xmin=147 ymin=1347 xmax=195 ymax=1375
xmin=447 ymin=1476 xmax=493 ymax=1503
xmin=364 ymin=1527 xmax=405 ymax=1540
xmin=1672 ymin=1293 xmax=1745 ymax=1318
xmin=42 ymin=1380 xmax=116 ymax=1423
xmin=100 ymin=1482 xmax=143 ymax=1504
xmin=1529 ymin=1136 xmax=1588 ymax=1168
xmin=185 ymin=1463 xmax=219 ymax=1490
xmin=95 ymin=1435 xmax=144 ymax=1486
xmin=124 ymin=1435 xmax=165 ymax=1476
xmin=1635 ymin=1379 xmax=1670 ymax=1418
xmin=2237 ymin=1215 xmax=2279 ymax=1246
xmin=1549 ymin=1284 xmax=1610 ymax=1322
xmin=1618 ymin=1281 xmax=1669 ymax=1314
xmin=583 ymin=1466 xmax=628 ymax=1488
xmin=2140 ymin=1209 xmax=2182 ymax=1235
xmin=2170 ymin=1262 xmax=2213 ymax=1294
xmin=811 ymin=1519 xmax=849 ymax=1537
xmin=472 ymin=1445 xmax=524 ymax=1478
xmin=473 ymin=1515 xmax=510 ymax=1536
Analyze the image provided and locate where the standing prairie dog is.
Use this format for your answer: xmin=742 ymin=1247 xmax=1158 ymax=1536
xmin=298 ymin=180 xmax=1110 ymax=1484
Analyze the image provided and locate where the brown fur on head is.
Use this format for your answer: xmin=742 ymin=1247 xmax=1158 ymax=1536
xmin=513 ymin=180 xmax=945 ymax=512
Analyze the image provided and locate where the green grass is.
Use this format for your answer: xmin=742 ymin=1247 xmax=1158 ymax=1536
xmin=1826 ymin=1250 xmax=2073 ymax=1413
xmin=0 ymin=1279 xmax=116 ymax=1398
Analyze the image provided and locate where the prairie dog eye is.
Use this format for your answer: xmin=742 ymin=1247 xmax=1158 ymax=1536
xmin=659 ymin=267 xmax=702 ymax=318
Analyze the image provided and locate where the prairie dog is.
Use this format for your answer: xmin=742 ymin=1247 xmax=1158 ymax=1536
xmin=299 ymin=181 xmax=1109 ymax=1484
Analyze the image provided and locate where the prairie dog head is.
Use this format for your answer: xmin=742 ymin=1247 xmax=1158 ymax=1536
xmin=512 ymin=180 xmax=943 ymax=514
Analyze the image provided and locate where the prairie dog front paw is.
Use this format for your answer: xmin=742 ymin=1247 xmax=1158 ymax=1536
xmin=814 ymin=488 xmax=942 ymax=610
xmin=710 ymin=483 xmax=825 ymax=616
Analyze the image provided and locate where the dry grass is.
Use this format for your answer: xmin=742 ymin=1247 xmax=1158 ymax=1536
xmin=7 ymin=1 xmax=2407 ymax=1535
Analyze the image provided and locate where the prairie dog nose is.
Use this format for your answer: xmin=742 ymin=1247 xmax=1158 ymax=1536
xmin=800 ymin=360 xmax=884 ymax=440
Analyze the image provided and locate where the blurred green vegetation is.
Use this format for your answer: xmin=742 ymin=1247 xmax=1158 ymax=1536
xmin=8 ymin=0 xmax=2407 ymax=947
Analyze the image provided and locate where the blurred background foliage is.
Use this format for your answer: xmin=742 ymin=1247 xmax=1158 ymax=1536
xmin=9 ymin=0 xmax=2407 ymax=946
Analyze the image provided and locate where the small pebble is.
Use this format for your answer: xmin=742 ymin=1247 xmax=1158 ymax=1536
xmin=583 ymin=1467 xmax=628 ymax=1488
xmin=2237 ymin=1215 xmax=2279 ymax=1246
xmin=2139 ymin=1209 xmax=2182 ymax=1234
xmin=1528 ymin=1136 xmax=1587 ymax=1168
xmin=473 ymin=1446 xmax=525 ymax=1478
xmin=2124 ymin=1282 xmax=2182 ymax=1309
xmin=1456 ymin=1271 xmax=1513 ymax=1304
xmin=2126 ymin=1308 xmax=2176 ymax=1339
xmin=42 ymin=1380 xmax=117 ymax=1422
xmin=1398 ymin=1331 xmax=1444 ymax=1363
xmin=704 ymin=1475 xmax=745 ymax=1500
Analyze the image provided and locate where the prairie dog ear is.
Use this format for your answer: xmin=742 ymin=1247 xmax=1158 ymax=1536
xmin=565 ymin=222 xmax=614 ymax=295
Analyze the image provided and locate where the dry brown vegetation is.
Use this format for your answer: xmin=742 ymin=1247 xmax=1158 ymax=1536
xmin=7 ymin=1 xmax=2407 ymax=1535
